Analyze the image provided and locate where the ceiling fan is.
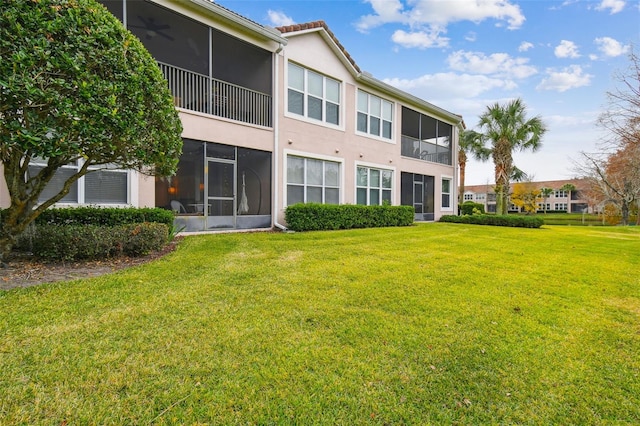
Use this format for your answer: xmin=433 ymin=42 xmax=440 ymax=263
xmin=129 ymin=16 xmax=174 ymax=41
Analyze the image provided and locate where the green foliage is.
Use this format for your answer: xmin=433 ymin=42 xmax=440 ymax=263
xmin=0 ymin=0 xmax=183 ymax=260
xmin=440 ymin=214 xmax=544 ymax=228
xmin=460 ymin=201 xmax=485 ymax=215
xmin=30 ymin=206 xmax=175 ymax=227
xmin=16 ymin=222 xmax=168 ymax=261
xmin=0 ymin=0 xmax=183 ymax=174
xmin=285 ymin=203 xmax=414 ymax=231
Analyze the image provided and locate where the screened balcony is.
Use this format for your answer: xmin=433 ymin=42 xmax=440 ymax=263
xmin=400 ymin=107 xmax=453 ymax=166
xmin=100 ymin=0 xmax=273 ymax=127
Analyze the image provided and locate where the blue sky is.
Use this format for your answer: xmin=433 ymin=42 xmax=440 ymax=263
xmin=218 ymin=0 xmax=639 ymax=185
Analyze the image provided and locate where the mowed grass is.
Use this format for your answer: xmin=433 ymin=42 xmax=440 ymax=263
xmin=1 ymin=224 xmax=638 ymax=424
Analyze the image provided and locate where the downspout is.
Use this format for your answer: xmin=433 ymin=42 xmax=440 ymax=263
xmin=272 ymin=43 xmax=288 ymax=231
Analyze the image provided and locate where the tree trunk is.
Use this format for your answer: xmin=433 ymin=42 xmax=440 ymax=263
xmin=458 ymin=150 xmax=467 ymax=206
xmin=493 ymin=138 xmax=512 ymax=215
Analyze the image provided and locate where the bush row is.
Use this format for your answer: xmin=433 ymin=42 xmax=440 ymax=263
xmin=459 ymin=201 xmax=485 ymax=215
xmin=30 ymin=207 xmax=175 ymax=227
xmin=439 ymin=214 xmax=544 ymax=228
xmin=15 ymin=222 xmax=170 ymax=261
xmin=285 ymin=203 xmax=414 ymax=232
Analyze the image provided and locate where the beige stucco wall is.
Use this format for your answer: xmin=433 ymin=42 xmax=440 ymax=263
xmin=273 ymin=30 xmax=459 ymax=225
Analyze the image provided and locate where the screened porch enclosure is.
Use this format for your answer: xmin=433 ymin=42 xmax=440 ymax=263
xmin=156 ymin=140 xmax=272 ymax=231
xmin=100 ymin=0 xmax=273 ymax=127
xmin=401 ymin=172 xmax=435 ymax=221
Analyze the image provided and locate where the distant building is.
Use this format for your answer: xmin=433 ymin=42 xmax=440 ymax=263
xmin=463 ymin=179 xmax=591 ymax=214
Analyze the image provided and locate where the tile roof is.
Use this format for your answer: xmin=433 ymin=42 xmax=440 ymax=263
xmin=276 ymin=21 xmax=361 ymax=73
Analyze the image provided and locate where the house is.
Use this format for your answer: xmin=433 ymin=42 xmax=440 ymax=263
xmin=464 ymin=179 xmax=591 ymax=213
xmin=1 ymin=0 xmax=463 ymax=231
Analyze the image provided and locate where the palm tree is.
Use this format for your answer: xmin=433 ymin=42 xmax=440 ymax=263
xmin=458 ymin=129 xmax=491 ymax=204
xmin=540 ymin=187 xmax=553 ymax=213
xmin=560 ymin=183 xmax=577 ymax=213
xmin=478 ymin=98 xmax=547 ymax=215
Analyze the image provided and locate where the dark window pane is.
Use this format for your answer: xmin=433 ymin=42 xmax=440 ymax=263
xmin=370 ymin=117 xmax=380 ymax=136
xmin=287 ymin=185 xmax=304 ymax=205
xmin=357 ymin=112 xmax=368 ymax=133
xmin=85 ymin=170 xmax=127 ymax=204
xmin=307 ymin=186 xmax=322 ymax=203
xmin=308 ymin=96 xmax=322 ymax=120
xmin=29 ymin=165 xmax=78 ymax=203
xmin=326 ymin=102 xmax=339 ymax=125
xmin=288 ymin=90 xmax=303 ymax=115
xmin=382 ymin=121 xmax=392 ymax=139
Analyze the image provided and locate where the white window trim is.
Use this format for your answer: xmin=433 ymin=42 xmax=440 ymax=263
xmin=284 ymin=61 xmax=345 ymax=131
xmin=355 ymin=89 xmax=396 ymax=144
xmin=441 ymin=175 xmax=453 ymax=211
xmin=29 ymin=158 xmax=132 ymax=206
xmin=354 ymin=162 xmax=396 ymax=206
xmin=284 ymin=149 xmax=345 ymax=206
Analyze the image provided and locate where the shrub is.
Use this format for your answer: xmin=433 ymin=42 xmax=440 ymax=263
xmin=440 ymin=214 xmax=544 ymax=228
xmin=15 ymin=222 xmax=169 ymax=261
xmin=285 ymin=203 xmax=414 ymax=232
xmin=31 ymin=207 xmax=175 ymax=227
xmin=460 ymin=201 xmax=485 ymax=215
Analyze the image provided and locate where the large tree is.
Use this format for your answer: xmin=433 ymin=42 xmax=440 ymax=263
xmin=458 ymin=129 xmax=490 ymax=204
xmin=478 ymin=98 xmax=547 ymax=215
xmin=581 ymin=143 xmax=640 ymax=225
xmin=0 ymin=0 xmax=183 ymax=263
xmin=598 ymin=46 xmax=639 ymax=149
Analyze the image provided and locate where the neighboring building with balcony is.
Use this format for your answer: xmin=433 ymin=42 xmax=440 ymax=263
xmin=464 ymin=179 xmax=591 ymax=214
xmin=1 ymin=0 xmax=463 ymax=231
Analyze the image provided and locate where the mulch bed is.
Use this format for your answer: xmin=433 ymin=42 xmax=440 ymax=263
xmin=0 ymin=237 xmax=182 ymax=291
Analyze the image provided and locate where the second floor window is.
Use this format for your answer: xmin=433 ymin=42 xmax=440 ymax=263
xmin=357 ymin=90 xmax=393 ymax=139
xmin=288 ymin=63 xmax=340 ymax=126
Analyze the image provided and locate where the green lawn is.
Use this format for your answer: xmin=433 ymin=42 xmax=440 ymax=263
xmin=1 ymin=224 xmax=639 ymax=424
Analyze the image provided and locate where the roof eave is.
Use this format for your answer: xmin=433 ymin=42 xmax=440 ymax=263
xmin=187 ymin=0 xmax=288 ymax=46
xmin=357 ymin=73 xmax=462 ymax=125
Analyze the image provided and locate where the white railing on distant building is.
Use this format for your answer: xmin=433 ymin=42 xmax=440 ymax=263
xmin=158 ymin=61 xmax=272 ymax=127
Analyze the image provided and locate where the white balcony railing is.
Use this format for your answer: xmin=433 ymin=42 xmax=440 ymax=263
xmin=158 ymin=61 xmax=272 ymax=127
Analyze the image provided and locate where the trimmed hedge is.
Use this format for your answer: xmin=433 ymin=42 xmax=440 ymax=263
xmin=29 ymin=207 xmax=175 ymax=227
xmin=15 ymin=222 xmax=169 ymax=261
xmin=460 ymin=201 xmax=485 ymax=215
xmin=440 ymin=214 xmax=544 ymax=228
xmin=285 ymin=203 xmax=414 ymax=232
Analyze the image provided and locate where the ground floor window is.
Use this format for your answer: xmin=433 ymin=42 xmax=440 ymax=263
xmin=463 ymin=193 xmax=473 ymax=201
xmin=554 ymin=203 xmax=567 ymax=211
xmin=29 ymin=160 xmax=128 ymax=205
xmin=441 ymin=178 xmax=451 ymax=209
xmin=287 ymin=155 xmax=340 ymax=205
xmin=356 ymin=166 xmax=392 ymax=205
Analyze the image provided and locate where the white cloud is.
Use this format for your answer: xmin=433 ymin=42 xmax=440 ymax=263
xmin=447 ymin=50 xmax=537 ymax=79
xmin=554 ymin=40 xmax=581 ymax=58
xmin=358 ymin=0 xmax=525 ymax=30
xmin=595 ymin=0 xmax=626 ymax=14
xmin=267 ymin=10 xmax=295 ymax=27
xmin=518 ymin=41 xmax=534 ymax=52
xmin=391 ymin=29 xmax=449 ymax=49
xmin=384 ymin=72 xmax=517 ymax=100
xmin=357 ymin=0 xmax=525 ymax=49
xmin=594 ymin=37 xmax=629 ymax=57
xmin=536 ymin=65 xmax=593 ymax=92
xmin=465 ymin=32 xmax=477 ymax=42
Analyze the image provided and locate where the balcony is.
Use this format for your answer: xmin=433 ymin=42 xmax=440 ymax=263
xmin=159 ymin=62 xmax=272 ymax=128
xmin=401 ymin=135 xmax=451 ymax=166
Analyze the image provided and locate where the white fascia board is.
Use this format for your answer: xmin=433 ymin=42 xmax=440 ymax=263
xmin=186 ymin=0 xmax=288 ymax=47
